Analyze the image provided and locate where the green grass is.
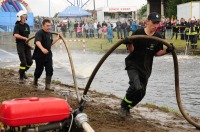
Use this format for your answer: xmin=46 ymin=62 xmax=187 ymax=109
xmin=52 ymin=80 xmax=62 ymax=84
xmin=143 ymin=103 xmax=180 ymax=116
xmin=66 ymin=38 xmax=127 ymax=52
xmin=0 ymin=68 xmax=16 ymax=73
xmin=2 ymin=32 xmax=200 ymax=54
xmin=160 ymin=106 xmax=180 ymax=115
xmin=57 ymin=32 xmax=200 ymax=54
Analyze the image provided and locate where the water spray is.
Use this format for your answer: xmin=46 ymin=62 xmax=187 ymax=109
xmin=185 ymin=33 xmax=200 ymax=55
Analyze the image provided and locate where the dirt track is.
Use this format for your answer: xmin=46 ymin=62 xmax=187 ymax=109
xmin=0 ymin=69 xmax=199 ymax=132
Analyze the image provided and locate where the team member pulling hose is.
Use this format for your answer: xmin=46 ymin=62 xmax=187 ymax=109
xmin=119 ymin=12 xmax=175 ymax=118
xmin=32 ymin=18 xmax=60 ymax=90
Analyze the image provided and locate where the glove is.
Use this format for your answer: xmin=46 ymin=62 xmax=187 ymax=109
xmin=166 ymin=43 xmax=175 ymax=53
xmin=123 ymin=37 xmax=132 ymax=45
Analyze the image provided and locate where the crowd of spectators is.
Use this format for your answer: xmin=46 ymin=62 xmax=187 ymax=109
xmin=33 ymin=16 xmax=200 ymax=44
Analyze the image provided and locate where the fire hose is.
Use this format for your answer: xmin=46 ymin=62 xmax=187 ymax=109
xmin=26 ymin=32 xmax=95 ymax=132
xmin=82 ymin=35 xmax=200 ymax=130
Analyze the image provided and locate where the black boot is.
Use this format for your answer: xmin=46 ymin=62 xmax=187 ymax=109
xmin=33 ymin=77 xmax=38 ymax=87
xmin=24 ymin=73 xmax=28 ymax=79
xmin=119 ymin=99 xmax=132 ymax=118
xmin=18 ymin=70 xmax=25 ymax=83
xmin=24 ymin=66 xmax=31 ymax=79
xmin=19 ymin=74 xmax=24 ymax=83
xmin=45 ymin=76 xmax=53 ymax=91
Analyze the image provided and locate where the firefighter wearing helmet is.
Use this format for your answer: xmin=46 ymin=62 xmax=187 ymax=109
xmin=13 ymin=10 xmax=33 ymax=83
xmin=185 ymin=17 xmax=198 ymax=49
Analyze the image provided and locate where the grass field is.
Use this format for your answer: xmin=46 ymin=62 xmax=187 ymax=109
xmin=1 ymin=32 xmax=200 ymax=54
xmin=59 ymin=32 xmax=200 ymax=54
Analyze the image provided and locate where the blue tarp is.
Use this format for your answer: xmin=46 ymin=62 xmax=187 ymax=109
xmin=57 ymin=6 xmax=92 ymax=18
xmin=0 ymin=12 xmax=34 ymax=32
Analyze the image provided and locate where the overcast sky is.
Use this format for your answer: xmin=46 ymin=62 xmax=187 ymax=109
xmin=25 ymin=0 xmax=147 ymax=17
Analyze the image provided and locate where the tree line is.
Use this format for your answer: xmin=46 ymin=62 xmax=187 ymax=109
xmin=138 ymin=0 xmax=200 ymax=19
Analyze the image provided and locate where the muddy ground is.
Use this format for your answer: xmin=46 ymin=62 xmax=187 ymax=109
xmin=0 ymin=69 xmax=199 ymax=132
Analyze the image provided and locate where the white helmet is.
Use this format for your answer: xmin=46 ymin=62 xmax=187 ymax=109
xmin=16 ymin=10 xmax=27 ymax=21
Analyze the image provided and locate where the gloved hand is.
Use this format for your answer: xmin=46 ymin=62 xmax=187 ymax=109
xmin=123 ymin=37 xmax=132 ymax=44
xmin=166 ymin=43 xmax=175 ymax=53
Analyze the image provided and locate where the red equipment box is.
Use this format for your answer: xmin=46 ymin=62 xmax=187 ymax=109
xmin=0 ymin=97 xmax=72 ymax=126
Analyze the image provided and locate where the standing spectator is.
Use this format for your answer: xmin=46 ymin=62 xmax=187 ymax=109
xmin=89 ymin=20 xmax=94 ymax=38
xmin=131 ymin=21 xmax=137 ymax=34
xmin=32 ymin=19 xmax=60 ymax=90
xmin=77 ymin=24 xmax=82 ymax=38
xmin=102 ymin=26 xmax=108 ymax=39
xmin=138 ymin=20 xmax=145 ymax=29
xmin=97 ymin=22 xmax=102 ymax=38
xmin=98 ymin=27 xmax=103 ymax=39
xmin=74 ymin=21 xmax=78 ymax=38
xmin=94 ymin=20 xmax=98 ymax=38
xmin=121 ymin=19 xmax=128 ymax=38
xmin=156 ymin=21 xmax=165 ymax=38
xmin=171 ymin=19 xmax=179 ymax=40
xmin=69 ymin=22 xmax=74 ymax=38
xmin=180 ymin=18 xmax=187 ymax=40
xmin=165 ymin=18 xmax=172 ymax=39
xmin=81 ymin=23 xmax=85 ymax=38
xmin=116 ymin=18 xmax=123 ymax=39
xmin=107 ymin=26 xmax=113 ymax=43
xmin=67 ymin=18 xmax=71 ymax=30
xmin=60 ymin=22 xmax=66 ymax=38
xmin=102 ymin=20 xmax=107 ymax=27
xmin=161 ymin=19 xmax=166 ymax=39
xmin=84 ymin=22 xmax=89 ymax=38
xmin=126 ymin=20 xmax=132 ymax=36
xmin=107 ymin=21 xmax=111 ymax=28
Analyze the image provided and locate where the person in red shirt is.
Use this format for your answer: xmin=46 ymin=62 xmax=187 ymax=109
xmin=156 ymin=20 xmax=165 ymax=38
xmin=77 ymin=24 xmax=82 ymax=38
xmin=60 ymin=22 xmax=66 ymax=37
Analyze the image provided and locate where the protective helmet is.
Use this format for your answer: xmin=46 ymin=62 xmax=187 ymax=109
xmin=16 ymin=10 xmax=27 ymax=21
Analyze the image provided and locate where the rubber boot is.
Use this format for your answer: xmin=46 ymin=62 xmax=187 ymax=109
xmin=119 ymin=99 xmax=131 ymax=118
xmin=45 ymin=76 xmax=53 ymax=91
xmin=19 ymin=74 xmax=24 ymax=83
xmin=33 ymin=77 xmax=38 ymax=87
xmin=24 ymin=73 xmax=28 ymax=79
xmin=18 ymin=70 xmax=25 ymax=83
xmin=24 ymin=66 xmax=31 ymax=79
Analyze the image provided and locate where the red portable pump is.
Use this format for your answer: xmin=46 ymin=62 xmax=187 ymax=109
xmin=0 ymin=32 xmax=95 ymax=132
xmin=0 ymin=97 xmax=93 ymax=132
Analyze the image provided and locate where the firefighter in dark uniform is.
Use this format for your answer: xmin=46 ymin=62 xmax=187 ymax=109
xmin=185 ymin=18 xmax=198 ymax=49
xmin=197 ymin=19 xmax=200 ymax=40
xmin=13 ymin=10 xmax=33 ymax=83
xmin=32 ymin=19 xmax=60 ymax=90
xmin=119 ymin=12 xmax=174 ymax=118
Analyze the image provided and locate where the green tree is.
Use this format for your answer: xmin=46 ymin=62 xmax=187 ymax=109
xmin=166 ymin=0 xmax=200 ymax=18
xmin=166 ymin=0 xmax=180 ymax=18
xmin=138 ymin=4 xmax=147 ymax=19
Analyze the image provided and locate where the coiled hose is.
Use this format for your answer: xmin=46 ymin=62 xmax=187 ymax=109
xmin=83 ymin=35 xmax=200 ymax=130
